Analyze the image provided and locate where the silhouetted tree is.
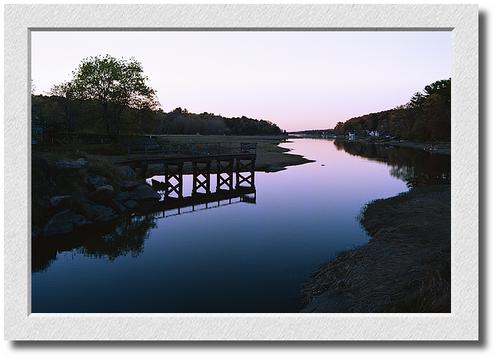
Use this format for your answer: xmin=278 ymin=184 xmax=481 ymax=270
xmin=55 ymin=55 xmax=159 ymax=140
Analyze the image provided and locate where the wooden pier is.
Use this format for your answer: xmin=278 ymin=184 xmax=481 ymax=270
xmin=117 ymin=143 xmax=257 ymax=199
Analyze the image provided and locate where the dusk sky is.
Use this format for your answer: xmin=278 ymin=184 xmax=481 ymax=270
xmin=31 ymin=31 xmax=451 ymax=132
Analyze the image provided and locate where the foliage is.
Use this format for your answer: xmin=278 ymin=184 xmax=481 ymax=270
xmin=32 ymin=96 xmax=284 ymax=139
xmin=51 ymin=55 xmax=159 ymax=139
xmin=334 ymin=79 xmax=451 ymax=142
xmin=35 ymin=54 xmax=283 ymax=140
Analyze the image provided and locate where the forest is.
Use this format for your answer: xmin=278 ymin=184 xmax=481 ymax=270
xmin=32 ymin=95 xmax=284 ymax=140
xmin=333 ymin=79 xmax=451 ymax=142
xmin=31 ymin=55 xmax=283 ymax=144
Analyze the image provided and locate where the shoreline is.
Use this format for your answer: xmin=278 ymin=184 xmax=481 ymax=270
xmin=31 ymin=135 xmax=314 ymax=242
xmin=383 ymin=140 xmax=450 ymax=155
xmin=105 ymin=135 xmax=314 ymax=175
xmin=291 ymin=135 xmax=451 ymax=156
xmin=302 ymin=185 xmax=451 ymax=313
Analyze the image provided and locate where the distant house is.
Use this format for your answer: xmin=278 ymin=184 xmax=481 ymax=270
xmin=367 ymin=130 xmax=380 ymax=138
xmin=347 ymin=132 xmax=356 ymax=141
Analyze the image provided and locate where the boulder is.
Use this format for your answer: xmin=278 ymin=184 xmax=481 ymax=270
xmin=129 ymin=184 xmax=160 ymax=201
xmin=75 ymin=200 xmax=118 ymax=223
xmin=49 ymin=195 xmax=73 ymax=209
xmin=90 ymin=204 xmax=118 ymax=223
xmin=43 ymin=210 xmax=87 ymax=237
xmin=117 ymin=165 xmax=136 ymax=179
xmin=87 ymin=175 xmax=110 ymax=190
xmin=54 ymin=158 xmax=88 ymax=171
xmin=114 ymin=191 xmax=131 ymax=202
xmin=110 ymin=199 xmax=127 ymax=214
xmin=91 ymin=185 xmax=115 ymax=203
xmin=97 ymin=184 xmax=114 ymax=193
xmin=124 ymin=199 xmax=140 ymax=210
xmin=119 ymin=180 xmax=143 ymax=191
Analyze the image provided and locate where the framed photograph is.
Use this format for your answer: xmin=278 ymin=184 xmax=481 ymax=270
xmin=4 ymin=4 xmax=478 ymax=341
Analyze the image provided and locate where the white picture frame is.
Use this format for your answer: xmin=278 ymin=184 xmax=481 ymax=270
xmin=4 ymin=4 xmax=478 ymax=341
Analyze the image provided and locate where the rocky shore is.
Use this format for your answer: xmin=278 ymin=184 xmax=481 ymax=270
xmin=32 ymin=154 xmax=161 ymax=241
xmin=32 ymin=135 xmax=314 ymax=242
xmin=302 ymin=185 xmax=451 ymax=313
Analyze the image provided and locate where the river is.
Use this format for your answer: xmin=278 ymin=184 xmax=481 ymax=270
xmin=31 ymin=138 xmax=450 ymax=312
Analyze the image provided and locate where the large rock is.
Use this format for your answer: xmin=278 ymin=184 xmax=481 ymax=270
xmin=43 ymin=210 xmax=87 ymax=237
xmin=119 ymin=180 xmax=143 ymax=191
xmin=75 ymin=199 xmax=118 ymax=223
xmin=124 ymin=199 xmax=140 ymax=210
xmin=49 ymin=195 xmax=73 ymax=209
xmin=97 ymin=184 xmax=114 ymax=193
xmin=117 ymin=165 xmax=136 ymax=179
xmin=129 ymin=184 xmax=160 ymax=201
xmin=87 ymin=175 xmax=110 ymax=190
xmin=110 ymin=199 xmax=127 ymax=214
xmin=54 ymin=158 xmax=88 ymax=170
xmin=114 ymin=191 xmax=131 ymax=202
xmin=90 ymin=204 xmax=118 ymax=222
xmin=91 ymin=185 xmax=115 ymax=204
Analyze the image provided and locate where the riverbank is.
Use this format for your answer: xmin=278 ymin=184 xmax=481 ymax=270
xmin=302 ymin=185 xmax=451 ymax=313
xmin=144 ymin=135 xmax=314 ymax=174
xmin=31 ymin=135 xmax=313 ymax=239
xmin=351 ymin=138 xmax=451 ymax=155
xmin=35 ymin=135 xmax=314 ymax=175
xmin=385 ymin=140 xmax=450 ymax=155
xmin=293 ymin=135 xmax=451 ymax=156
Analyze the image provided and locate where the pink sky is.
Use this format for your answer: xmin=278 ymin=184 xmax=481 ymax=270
xmin=31 ymin=31 xmax=451 ymax=132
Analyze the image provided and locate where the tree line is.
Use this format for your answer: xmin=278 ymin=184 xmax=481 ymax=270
xmin=333 ymin=79 xmax=451 ymax=142
xmin=32 ymin=55 xmax=284 ymax=142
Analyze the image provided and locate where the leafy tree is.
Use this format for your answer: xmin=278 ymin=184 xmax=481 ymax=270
xmin=59 ymin=55 xmax=159 ymax=139
xmin=332 ymin=79 xmax=451 ymax=142
xmin=49 ymin=81 xmax=77 ymax=134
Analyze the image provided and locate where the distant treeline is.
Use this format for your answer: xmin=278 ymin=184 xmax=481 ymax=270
xmin=290 ymin=129 xmax=335 ymax=137
xmin=334 ymin=79 xmax=451 ymax=141
xmin=32 ymin=95 xmax=284 ymax=139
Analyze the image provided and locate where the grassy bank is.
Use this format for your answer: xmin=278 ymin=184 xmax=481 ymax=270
xmin=302 ymin=185 xmax=451 ymax=313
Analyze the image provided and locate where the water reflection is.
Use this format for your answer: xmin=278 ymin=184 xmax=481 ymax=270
xmin=32 ymin=214 xmax=157 ymax=272
xmin=32 ymin=141 xmax=449 ymax=274
xmin=31 ymin=139 xmax=450 ymax=312
xmin=32 ymin=186 xmax=256 ymax=273
xmin=334 ymin=140 xmax=450 ymax=188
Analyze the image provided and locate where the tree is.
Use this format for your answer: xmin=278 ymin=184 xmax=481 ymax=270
xmin=59 ymin=55 xmax=159 ymax=139
xmin=423 ymin=79 xmax=451 ymax=98
xmin=49 ymin=81 xmax=77 ymax=134
xmin=409 ymin=92 xmax=426 ymax=109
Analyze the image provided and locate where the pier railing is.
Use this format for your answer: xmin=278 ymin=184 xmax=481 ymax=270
xmin=126 ymin=141 xmax=256 ymax=156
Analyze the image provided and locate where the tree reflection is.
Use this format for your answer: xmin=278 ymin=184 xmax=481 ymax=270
xmin=32 ymin=214 xmax=157 ymax=272
xmin=80 ymin=214 xmax=157 ymax=261
xmin=334 ymin=140 xmax=450 ymax=188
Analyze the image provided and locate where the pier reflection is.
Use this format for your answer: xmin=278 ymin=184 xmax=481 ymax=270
xmin=32 ymin=176 xmax=257 ymax=273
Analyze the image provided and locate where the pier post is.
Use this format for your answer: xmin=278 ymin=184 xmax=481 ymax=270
xmin=216 ymin=159 xmax=234 ymax=191
xmin=235 ymin=157 xmax=255 ymax=189
xmin=192 ymin=160 xmax=211 ymax=195
xmin=165 ymin=162 xmax=183 ymax=198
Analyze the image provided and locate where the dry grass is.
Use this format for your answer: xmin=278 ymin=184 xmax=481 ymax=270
xmin=302 ymin=185 xmax=451 ymax=313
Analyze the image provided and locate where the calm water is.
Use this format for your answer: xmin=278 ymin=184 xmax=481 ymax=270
xmin=31 ymin=139 xmax=449 ymax=312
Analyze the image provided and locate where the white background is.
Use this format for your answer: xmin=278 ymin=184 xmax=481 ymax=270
xmin=1 ymin=0 xmax=495 ymax=358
